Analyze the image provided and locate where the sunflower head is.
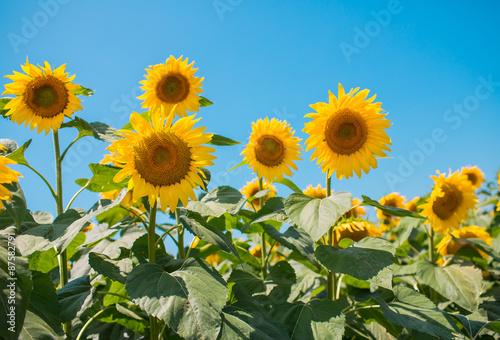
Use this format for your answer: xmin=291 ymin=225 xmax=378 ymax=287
xmin=240 ymin=178 xmax=277 ymax=211
xmin=104 ymin=108 xmax=216 ymax=212
xmin=303 ymin=84 xmax=391 ymax=179
xmin=436 ymin=225 xmax=492 ymax=259
xmin=405 ymin=196 xmax=420 ymax=213
xmin=344 ymin=198 xmax=367 ymax=219
xmin=303 ymin=184 xmax=327 ymax=199
xmin=377 ymin=192 xmax=405 ymax=231
xmin=138 ymin=56 xmax=204 ymax=119
xmin=460 ymin=166 xmax=485 ymax=190
xmin=421 ymin=170 xmax=477 ymax=234
xmin=241 ymin=117 xmax=302 ymax=182
xmin=333 ymin=221 xmax=381 ymax=247
xmin=3 ymin=58 xmax=83 ymax=134
xmin=205 ymin=253 xmax=223 ymax=267
xmin=0 ymin=155 xmax=22 ymax=210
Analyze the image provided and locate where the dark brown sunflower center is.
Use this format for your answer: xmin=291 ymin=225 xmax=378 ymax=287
xmin=133 ymin=132 xmax=192 ymax=187
xmin=156 ymin=74 xmax=190 ymax=104
xmin=24 ymin=76 xmax=69 ymax=118
xmin=325 ymin=108 xmax=368 ymax=155
xmin=466 ymin=173 xmax=477 ymax=185
xmin=432 ymin=183 xmax=463 ymax=220
xmin=255 ymin=135 xmax=285 ymax=167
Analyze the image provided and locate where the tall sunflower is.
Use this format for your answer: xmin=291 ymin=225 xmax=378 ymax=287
xmin=460 ymin=166 xmax=485 ymax=190
xmin=303 ymin=184 xmax=327 ymax=199
xmin=0 ymin=154 xmax=22 ymax=209
xmin=436 ymin=225 xmax=492 ymax=259
xmin=104 ymin=108 xmax=216 ymax=212
xmin=420 ymin=170 xmax=477 ymax=234
xmin=3 ymin=58 xmax=83 ymax=134
xmin=303 ymin=83 xmax=391 ymax=179
xmin=240 ymin=178 xmax=277 ymax=211
xmin=138 ymin=56 xmax=203 ymax=118
xmin=377 ymin=192 xmax=405 ymax=231
xmin=333 ymin=221 xmax=381 ymax=247
xmin=241 ymin=117 xmax=302 ymax=182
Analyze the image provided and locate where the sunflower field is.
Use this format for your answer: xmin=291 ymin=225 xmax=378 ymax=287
xmin=0 ymin=54 xmax=499 ymax=340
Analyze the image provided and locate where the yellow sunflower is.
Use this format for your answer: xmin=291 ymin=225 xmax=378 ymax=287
xmin=460 ymin=166 xmax=485 ymax=190
xmin=104 ymin=108 xmax=216 ymax=212
xmin=377 ymin=192 xmax=406 ymax=231
xmin=344 ymin=198 xmax=367 ymax=219
xmin=240 ymin=178 xmax=277 ymax=211
xmin=0 ymin=154 xmax=22 ymax=210
xmin=405 ymin=196 xmax=420 ymax=213
xmin=333 ymin=221 xmax=381 ymax=247
xmin=138 ymin=56 xmax=203 ymax=118
xmin=303 ymin=184 xmax=327 ymax=199
xmin=303 ymin=84 xmax=391 ymax=179
xmin=420 ymin=170 xmax=477 ymax=234
xmin=436 ymin=225 xmax=492 ymax=259
xmin=205 ymin=253 xmax=223 ymax=267
xmin=241 ymin=117 xmax=302 ymax=182
xmin=3 ymin=58 xmax=83 ymax=134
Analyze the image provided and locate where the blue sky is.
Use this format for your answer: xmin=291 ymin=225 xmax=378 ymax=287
xmin=1 ymin=0 xmax=500 ymax=219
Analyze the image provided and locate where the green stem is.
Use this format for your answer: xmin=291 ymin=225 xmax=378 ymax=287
xmin=259 ymin=177 xmax=268 ymax=280
xmin=149 ymin=200 xmax=158 ymax=340
xmin=344 ymin=305 xmax=380 ymax=315
xmin=24 ymin=163 xmax=57 ymax=200
xmin=96 ymin=291 xmax=132 ymax=301
xmin=65 ymin=180 xmax=90 ymax=211
xmin=336 ymin=274 xmax=344 ymax=300
xmin=326 ymin=174 xmax=336 ymax=301
xmin=176 ymin=208 xmax=185 ymax=259
xmin=54 ymin=131 xmax=72 ymax=340
xmin=155 ymin=224 xmax=181 ymax=248
xmin=428 ymin=226 xmax=435 ymax=263
xmin=76 ymin=308 xmax=110 ymax=340
xmin=60 ymin=136 xmax=82 ymax=163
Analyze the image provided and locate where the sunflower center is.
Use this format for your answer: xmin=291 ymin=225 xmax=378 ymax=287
xmin=255 ymin=135 xmax=285 ymax=167
xmin=325 ymin=108 xmax=368 ymax=155
xmin=157 ymin=74 xmax=190 ymax=104
xmin=432 ymin=183 xmax=463 ymax=220
xmin=24 ymin=76 xmax=69 ymax=118
xmin=133 ymin=132 xmax=192 ymax=187
xmin=466 ymin=173 xmax=477 ymax=185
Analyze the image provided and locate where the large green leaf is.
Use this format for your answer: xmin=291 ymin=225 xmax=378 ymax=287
xmin=18 ymin=310 xmax=63 ymax=340
xmin=96 ymin=304 xmax=148 ymax=335
xmin=186 ymin=186 xmax=246 ymax=217
xmin=61 ymin=116 xmax=121 ymax=143
xmin=0 ymin=228 xmax=32 ymax=340
xmin=75 ymin=163 xmax=128 ymax=193
xmin=361 ymin=195 xmax=426 ymax=219
xmin=275 ymin=178 xmax=303 ymax=194
xmin=315 ymin=237 xmax=395 ymax=289
xmin=0 ymin=98 xmax=12 ymax=117
xmin=5 ymin=139 xmax=31 ymax=166
xmin=88 ymin=253 xmax=133 ymax=284
xmin=285 ymin=192 xmax=352 ymax=241
xmin=273 ymin=300 xmax=345 ymax=340
xmin=1 ymin=182 xmax=28 ymax=230
xmin=28 ymin=233 xmax=85 ymax=273
xmin=228 ymin=266 xmax=265 ymax=296
xmin=266 ymin=261 xmax=296 ymax=305
xmin=208 ymin=134 xmax=241 ymax=146
xmin=130 ymin=232 xmax=169 ymax=264
xmin=392 ymin=217 xmax=421 ymax=247
xmin=417 ymin=260 xmax=482 ymax=312
xmin=243 ymin=198 xmax=290 ymax=230
xmin=379 ymin=286 xmax=459 ymax=339
xmin=28 ymin=271 xmax=62 ymax=335
xmin=126 ymin=258 xmax=229 ymax=340
xmin=57 ymin=275 xmax=96 ymax=323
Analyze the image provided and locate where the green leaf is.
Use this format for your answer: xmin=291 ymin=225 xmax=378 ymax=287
xmin=28 ymin=233 xmax=85 ymax=273
xmin=88 ymin=253 xmax=133 ymax=284
xmin=199 ymin=167 xmax=211 ymax=191
xmin=72 ymin=85 xmax=94 ymax=96
xmin=28 ymin=271 xmax=62 ymax=334
xmin=243 ymin=198 xmax=290 ymax=230
xmin=315 ymin=237 xmax=395 ymax=289
xmin=224 ymin=159 xmax=248 ymax=175
xmin=61 ymin=116 xmax=121 ymax=143
xmin=1 ymin=182 xmax=28 ymax=230
xmin=417 ymin=260 xmax=482 ymax=312
xmin=180 ymin=213 xmax=240 ymax=258
xmin=0 ymin=98 xmax=12 ymax=117
xmin=379 ymin=286 xmax=459 ymax=339
xmin=0 ymin=228 xmax=32 ymax=339
xmin=273 ymin=300 xmax=345 ymax=340
xmin=96 ymin=304 xmax=148 ymax=335
xmin=285 ymin=192 xmax=353 ymax=241
xmin=57 ymin=275 xmax=95 ymax=323
xmin=76 ymin=163 xmax=128 ymax=193
xmin=130 ymin=233 xmax=169 ymax=263
xmin=103 ymin=281 xmax=130 ymax=307
xmin=186 ymin=186 xmax=246 ymax=217
xmin=447 ymin=310 xmax=489 ymax=339
xmin=18 ymin=310 xmax=63 ymax=340
xmin=266 ymin=261 xmax=296 ymax=305
xmin=199 ymin=96 xmax=213 ymax=107
xmin=392 ymin=217 xmax=421 ymax=247
xmin=126 ymin=259 xmax=229 ymax=340
xmin=228 ymin=266 xmax=265 ymax=296
xmin=276 ymin=178 xmax=303 ymax=194
xmin=361 ymin=195 xmax=426 ymax=219
xmin=5 ymin=139 xmax=31 ymax=166
xmin=208 ymin=134 xmax=241 ymax=146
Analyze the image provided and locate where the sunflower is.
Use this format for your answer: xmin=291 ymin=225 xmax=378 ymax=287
xmin=377 ymin=192 xmax=405 ymax=231
xmin=420 ymin=170 xmax=477 ymax=234
xmin=3 ymin=58 xmax=83 ymax=134
xmin=303 ymin=184 xmax=327 ymax=199
xmin=0 ymin=154 xmax=22 ymax=210
xmin=138 ymin=56 xmax=203 ymax=119
xmin=460 ymin=166 xmax=485 ymax=190
xmin=303 ymin=84 xmax=391 ymax=179
xmin=205 ymin=253 xmax=223 ymax=267
xmin=105 ymin=108 xmax=216 ymax=212
xmin=405 ymin=197 xmax=420 ymax=213
xmin=436 ymin=225 xmax=492 ymax=259
xmin=344 ymin=198 xmax=367 ymax=219
xmin=240 ymin=178 xmax=277 ymax=211
xmin=241 ymin=117 xmax=302 ymax=182
xmin=333 ymin=221 xmax=381 ymax=247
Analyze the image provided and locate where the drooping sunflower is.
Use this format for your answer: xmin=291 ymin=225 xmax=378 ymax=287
xmin=405 ymin=196 xmax=420 ymax=213
xmin=138 ymin=56 xmax=204 ymax=118
xmin=241 ymin=117 xmax=302 ymax=182
xmin=460 ymin=166 xmax=485 ymax=190
xmin=240 ymin=178 xmax=277 ymax=211
xmin=303 ymin=83 xmax=391 ymax=179
xmin=105 ymin=108 xmax=216 ymax=212
xmin=420 ymin=170 xmax=477 ymax=234
xmin=377 ymin=192 xmax=406 ymax=231
xmin=333 ymin=221 xmax=381 ymax=247
xmin=436 ymin=225 xmax=492 ymax=259
xmin=303 ymin=184 xmax=327 ymax=199
xmin=3 ymin=58 xmax=83 ymax=134
xmin=344 ymin=198 xmax=367 ymax=219
xmin=0 ymin=153 xmax=22 ymax=210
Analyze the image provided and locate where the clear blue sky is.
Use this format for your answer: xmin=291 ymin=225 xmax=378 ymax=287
xmin=1 ymin=0 xmax=500 ymax=218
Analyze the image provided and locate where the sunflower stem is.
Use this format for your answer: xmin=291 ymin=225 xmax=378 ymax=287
xmin=258 ymin=177 xmax=268 ymax=280
xmin=65 ymin=179 xmax=90 ymax=211
xmin=148 ymin=200 xmax=159 ymax=340
xmin=326 ymin=173 xmax=336 ymax=301
xmin=176 ymin=208 xmax=185 ymax=259
xmin=24 ymin=163 xmax=57 ymax=200
xmin=428 ymin=226 xmax=435 ymax=263
xmin=53 ymin=131 xmax=72 ymax=340
xmin=60 ymin=135 xmax=82 ymax=163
